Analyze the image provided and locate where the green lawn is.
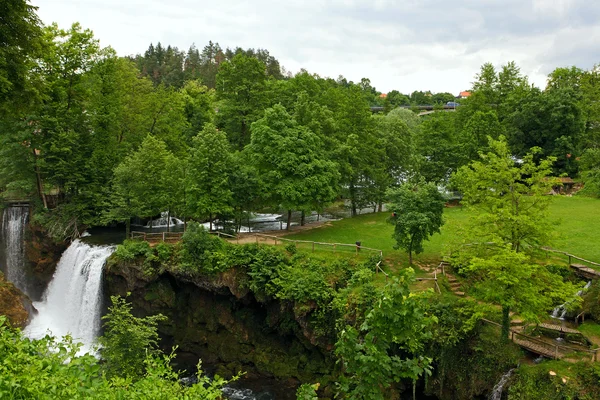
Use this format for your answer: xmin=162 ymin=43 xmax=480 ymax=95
xmin=285 ymin=196 xmax=600 ymax=267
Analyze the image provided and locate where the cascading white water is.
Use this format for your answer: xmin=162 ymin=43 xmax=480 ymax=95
xmin=1 ymin=205 xmax=31 ymax=296
xmin=490 ymin=369 xmax=514 ymax=400
xmin=551 ymin=281 xmax=592 ymax=319
xmin=145 ymin=211 xmax=185 ymax=228
xmin=25 ymin=240 xmax=115 ymax=353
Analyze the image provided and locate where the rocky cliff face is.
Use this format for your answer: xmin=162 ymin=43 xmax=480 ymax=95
xmin=0 ymin=272 xmax=33 ymax=328
xmin=104 ymin=258 xmax=335 ymax=397
xmin=24 ymin=223 xmax=68 ymax=299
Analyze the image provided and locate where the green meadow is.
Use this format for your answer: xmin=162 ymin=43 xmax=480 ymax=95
xmin=285 ymin=196 xmax=600 ymax=267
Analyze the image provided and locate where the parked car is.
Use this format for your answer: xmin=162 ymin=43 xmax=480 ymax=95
xmin=446 ymin=101 xmax=460 ymax=107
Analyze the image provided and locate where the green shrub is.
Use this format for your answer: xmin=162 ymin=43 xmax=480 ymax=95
xmin=113 ymin=239 xmax=153 ymax=261
xmin=154 ymin=241 xmax=173 ymax=263
xmin=285 ymin=241 xmax=298 ymax=254
xmin=180 ymin=222 xmax=224 ymax=272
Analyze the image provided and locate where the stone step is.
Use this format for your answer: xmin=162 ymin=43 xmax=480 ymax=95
xmin=454 ymin=291 xmax=465 ymax=297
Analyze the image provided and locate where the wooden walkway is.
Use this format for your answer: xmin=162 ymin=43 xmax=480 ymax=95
xmin=482 ymin=319 xmax=598 ymax=362
xmin=513 ymin=337 xmax=563 ymax=359
xmin=537 ymin=322 xmax=581 ymax=335
xmin=570 ymin=263 xmax=600 ymax=280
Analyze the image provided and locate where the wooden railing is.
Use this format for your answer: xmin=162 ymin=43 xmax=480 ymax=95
xmin=415 ymin=261 xmax=446 ymax=294
xmin=481 ymin=318 xmax=599 ymax=362
xmin=251 ymin=233 xmax=384 ymax=258
xmin=541 ymin=247 xmax=600 ymax=269
xmin=130 ymin=230 xmax=238 ymax=243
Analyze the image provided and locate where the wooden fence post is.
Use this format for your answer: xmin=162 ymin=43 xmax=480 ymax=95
xmin=162 ymin=232 xmax=165 ymax=242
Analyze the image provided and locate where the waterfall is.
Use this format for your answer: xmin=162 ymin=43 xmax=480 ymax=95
xmin=145 ymin=211 xmax=184 ymax=228
xmin=551 ymin=281 xmax=592 ymax=319
xmin=490 ymin=369 xmax=514 ymax=400
xmin=1 ymin=205 xmax=31 ymax=296
xmin=24 ymin=240 xmax=115 ymax=353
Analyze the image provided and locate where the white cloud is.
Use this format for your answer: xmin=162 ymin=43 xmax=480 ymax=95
xmin=32 ymin=0 xmax=600 ymax=94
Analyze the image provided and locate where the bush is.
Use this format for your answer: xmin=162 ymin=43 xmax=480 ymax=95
xmin=99 ymin=295 xmax=167 ymax=379
xmin=180 ymin=222 xmax=224 ymax=272
xmin=113 ymin=239 xmax=153 ymax=261
xmin=285 ymin=241 xmax=297 ymax=254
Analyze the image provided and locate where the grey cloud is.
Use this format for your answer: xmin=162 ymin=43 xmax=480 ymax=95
xmin=33 ymin=0 xmax=600 ymax=93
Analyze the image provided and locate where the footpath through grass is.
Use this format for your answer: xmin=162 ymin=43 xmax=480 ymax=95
xmin=285 ymin=196 xmax=600 ymax=267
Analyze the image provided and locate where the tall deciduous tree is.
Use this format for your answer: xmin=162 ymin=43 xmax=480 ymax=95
xmin=0 ymin=0 xmax=43 ymax=116
xmin=187 ymin=123 xmax=233 ymax=230
xmin=462 ymin=246 xmax=575 ymax=342
xmin=109 ymin=136 xmax=172 ymax=236
xmin=387 ymin=181 xmax=445 ymax=264
xmin=249 ymin=104 xmax=339 ymax=229
xmin=453 ymin=136 xmax=556 ymax=253
xmin=216 ymin=53 xmax=267 ymax=148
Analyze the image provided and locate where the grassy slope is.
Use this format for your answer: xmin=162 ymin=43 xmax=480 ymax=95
xmin=286 ymin=196 xmax=600 ymax=267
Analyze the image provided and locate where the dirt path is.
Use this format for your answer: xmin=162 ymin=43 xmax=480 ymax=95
xmin=233 ymin=221 xmax=333 ymax=244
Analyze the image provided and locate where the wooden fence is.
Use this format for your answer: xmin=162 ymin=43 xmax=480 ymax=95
xmin=130 ymin=230 xmax=237 ymax=244
xmin=541 ymin=247 xmax=600 ymax=279
xmin=415 ymin=261 xmax=446 ymax=294
xmin=251 ymin=233 xmax=384 ymax=258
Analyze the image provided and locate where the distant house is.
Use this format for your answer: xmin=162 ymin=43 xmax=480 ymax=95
xmin=379 ymin=93 xmax=387 ymax=99
xmin=458 ymin=91 xmax=471 ymax=99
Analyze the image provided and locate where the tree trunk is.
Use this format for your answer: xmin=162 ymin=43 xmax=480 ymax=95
xmin=126 ymin=218 xmax=131 ymax=239
xmin=167 ymin=210 xmax=171 ymax=233
xmin=349 ymin=182 xmax=357 ymax=217
xmin=378 ymin=201 xmax=383 ymax=212
xmin=286 ymin=209 xmax=292 ymax=230
xmin=32 ymin=149 xmax=47 ymax=209
xmin=502 ymin=306 xmax=510 ymax=343
xmin=409 ymin=250 xmax=413 ymax=265
xmin=209 ymin=213 xmax=213 ymax=231
xmin=301 ymin=210 xmax=305 ymax=226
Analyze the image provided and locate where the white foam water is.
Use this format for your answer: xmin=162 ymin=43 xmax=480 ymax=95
xmin=25 ymin=240 xmax=115 ymax=354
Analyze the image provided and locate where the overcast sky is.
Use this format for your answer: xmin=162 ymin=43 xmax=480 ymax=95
xmin=33 ymin=0 xmax=600 ymax=94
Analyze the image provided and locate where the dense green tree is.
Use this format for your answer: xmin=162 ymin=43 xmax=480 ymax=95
xmin=333 ymin=85 xmax=379 ymax=215
xmin=461 ymin=246 xmax=575 ymax=342
xmin=99 ymin=296 xmax=167 ymax=379
xmin=249 ymin=104 xmax=339 ymax=228
xmin=414 ymin=112 xmax=462 ymax=183
xmin=430 ymin=92 xmax=456 ymax=104
xmin=383 ymin=90 xmax=410 ymax=112
xmin=0 ymin=0 xmax=43 ymax=116
xmin=506 ymin=87 xmax=584 ymax=175
xmin=109 ymin=136 xmax=172 ymax=236
xmin=472 ymin=62 xmax=498 ymax=103
xmin=371 ymin=110 xmax=415 ymax=210
xmin=180 ymin=79 xmax=215 ymax=140
xmin=335 ymin=272 xmax=435 ymax=399
xmin=216 ymin=53 xmax=268 ymax=148
xmin=387 ymin=181 xmax=445 ymax=264
xmin=579 ymin=148 xmax=600 ymax=198
xmin=453 ymin=136 xmax=556 ymax=253
xmin=460 ymin=110 xmax=504 ymax=161
xmin=187 ymin=123 xmax=233 ymax=230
